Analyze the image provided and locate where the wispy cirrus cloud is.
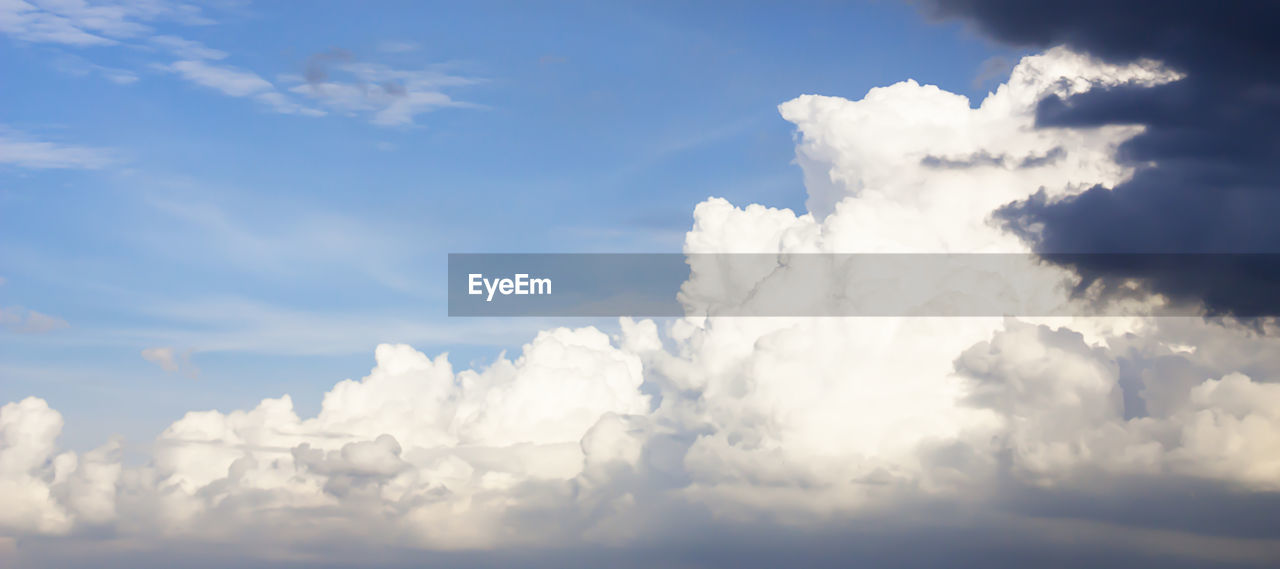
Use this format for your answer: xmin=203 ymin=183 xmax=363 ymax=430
xmin=0 ymin=0 xmax=210 ymax=46
xmin=150 ymin=34 xmax=226 ymax=60
xmin=50 ymin=53 xmax=138 ymax=84
xmin=162 ymin=59 xmax=271 ymax=97
xmin=160 ymin=59 xmax=326 ymax=116
xmin=283 ymin=49 xmax=481 ymax=126
xmin=2 ymin=3 xmax=477 ymax=126
xmin=0 ymin=306 xmax=69 ymax=333
xmin=0 ymin=126 xmax=113 ymax=169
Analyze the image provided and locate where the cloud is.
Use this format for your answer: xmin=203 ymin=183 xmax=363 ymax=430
xmin=0 ymin=307 xmax=69 ymax=333
xmin=924 ymin=0 xmax=1280 ymax=316
xmin=161 ymin=59 xmax=325 ymax=116
xmin=920 ymin=147 xmax=1065 ymax=169
xmin=5 ymin=46 xmax=1280 ymax=567
xmin=150 ymin=34 xmax=226 ymax=60
xmin=3 ymin=3 xmax=466 ymax=126
xmin=971 ymin=54 xmax=1013 ymax=89
xmin=140 ymin=347 xmax=179 ymax=371
xmin=140 ymin=346 xmax=198 ymax=377
xmin=0 ymin=0 xmax=209 ymax=46
xmin=164 ymin=59 xmax=274 ymax=97
xmin=158 ymin=48 xmax=476 ymax=124
xmin=285 ymin=49 xmax=480 ymax=126
xmin=0 ymin=126 xmax=113 ymax=169
xmin=51 ymin=53 xmax=139 ymax=84
xmin=0 ymin=397 xmax=121 ymax=535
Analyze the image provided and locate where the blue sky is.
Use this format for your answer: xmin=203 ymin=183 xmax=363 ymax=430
xmin=0 ymin=1 xmax=1021 ymax=452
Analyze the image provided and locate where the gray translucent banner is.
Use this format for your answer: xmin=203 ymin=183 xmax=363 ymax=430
xmin=448 ymin=254 xmax=1280 ymax=317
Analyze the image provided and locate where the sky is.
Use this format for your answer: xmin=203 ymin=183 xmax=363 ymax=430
xmin=4 ymin=1 xmax=1280 ymax=568
xmin=1 ymin=0 xmax=1020 ymax=451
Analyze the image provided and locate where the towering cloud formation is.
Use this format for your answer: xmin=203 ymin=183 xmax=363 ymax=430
xmin=925 ymin=0 xmax=1280 ymax=316
xmin=4 ymin=47 xmax=1280 ymax=567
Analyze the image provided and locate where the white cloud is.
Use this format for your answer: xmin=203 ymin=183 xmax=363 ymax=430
xmin=286 ymin=57 xmax=480 ymax=126
xmin=254 ymin=90 xmax=327 ymax=117
xmin=141 ymin=346 xmax=198 ymax=377
xmin=0 ymin=306 xmax=69 ymax=333
xmin=140 ymin=347 xmax=178 ymax=371
xmin=3 ymin=47 xmax=1279 ymax=567
xmin=162 ymin=59 xmax=325 ymax=117
xmin=0 ymin=397 xmax=120 ymax=535
xmin=51 ymin=53 xmax=139 ymax=84
xmin=0 ymin=126 xmax=112 ymax=169
xmin=3 ymin=1 xmax=465 ymax=125
xmin=164 ymin=59 xmax=274 ymax=97
xmin=151 ymin=34 xmax=226 ymax=60
xmin=0 ymin=0 xmax=208 ymax=46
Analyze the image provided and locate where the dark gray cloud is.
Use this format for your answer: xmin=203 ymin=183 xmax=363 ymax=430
xmin=304 ymin=48 xmax=355 ymax=86
xmin=923 ymin=0 xmax=1280 ymax=317
xmin=14 ymin=495 xmax=1280 ymax=569
xmin=921 ymin=147 xmax=1065 ymax=169
xmin=921 ymin=149 xmax=1007 ymax=169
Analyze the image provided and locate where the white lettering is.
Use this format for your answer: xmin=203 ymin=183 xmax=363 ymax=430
xmin=467 ymin=273 xmax=552 ymax=302
xmin=530 ymin=277 xmax=551 ymax=295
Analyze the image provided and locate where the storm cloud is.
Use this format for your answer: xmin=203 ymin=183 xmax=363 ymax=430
xmin=925 ymin=0 xmax=1280 ymax=317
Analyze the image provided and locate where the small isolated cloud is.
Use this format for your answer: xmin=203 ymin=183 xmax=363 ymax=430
xmin=285 ymin=48 xmax=480 ymax=126
xmin=0 ymin=126 xmax=113 ymax=169
xmin=141 ymin=346 xmax=198 ymax=377
xmin=0 ymin=307 xmax=69 ymax=334
xmin=140 ymin=347 xmax=178 ymax=371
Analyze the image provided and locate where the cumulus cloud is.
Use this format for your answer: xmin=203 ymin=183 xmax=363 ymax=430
xmin=0 ymin=398 xmax=121 ymax=535
xmin=3 ymin=46 xmax=1280 ymax=567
